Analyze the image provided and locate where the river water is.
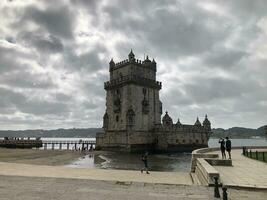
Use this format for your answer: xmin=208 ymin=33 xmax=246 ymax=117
xmin=40 ymin=137 xmax=267 ymax=172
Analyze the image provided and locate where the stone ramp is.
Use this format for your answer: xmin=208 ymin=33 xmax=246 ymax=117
xmin=0 ymin=162 xmax=192 ymax=185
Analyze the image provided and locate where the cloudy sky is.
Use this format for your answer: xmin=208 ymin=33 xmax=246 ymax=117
xmin=0 ymin=0 xmax=266 ymax=130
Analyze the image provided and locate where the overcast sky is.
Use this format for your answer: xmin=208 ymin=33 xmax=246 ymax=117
xmin=0 ymin=0 xmax=266 ymax=130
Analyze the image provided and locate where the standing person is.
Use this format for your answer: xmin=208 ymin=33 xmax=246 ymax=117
xmin=218 ymin=138 xmax=226 ymax=159
xmin=225 ymin=137 xmax=232 ymax=159
xmin=141 ymin=152 xmax=150 ymax=174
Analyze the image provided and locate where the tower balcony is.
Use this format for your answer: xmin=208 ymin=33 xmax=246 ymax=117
xmin=104 ymin=75 xmax=162 ymax=90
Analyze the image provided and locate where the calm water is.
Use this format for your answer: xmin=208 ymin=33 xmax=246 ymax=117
xmin=57 ymin=138 xmax=267 ymax=172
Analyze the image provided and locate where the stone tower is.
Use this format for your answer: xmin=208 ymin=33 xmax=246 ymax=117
xmin=99 ymin=50 xmax=162 ymax=151
xmin=96 ymin=50 xmax=211 ymax=152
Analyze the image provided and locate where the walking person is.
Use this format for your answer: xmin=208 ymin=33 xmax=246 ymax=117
xmin=219 ymin=138 xmax=226 ymax=159
xmin=141 ymin=152 xmax=150 ymax=174
xmin=225 ymin=137 xmax=232 ymax=159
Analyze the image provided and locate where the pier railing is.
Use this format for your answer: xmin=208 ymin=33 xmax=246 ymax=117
xmin=243 ymin=147 xmax=267 ymax=162
xmin=42 ymin=140 xmax=96 ymax=150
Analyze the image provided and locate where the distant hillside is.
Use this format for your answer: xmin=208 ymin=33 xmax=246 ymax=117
xmin=0 ymin=125 xmax=266 ymax=139
xmin=211 ymin=125 xmax=267 ymax=138
xmin=0 ymin=128 xmax=103 ymax=138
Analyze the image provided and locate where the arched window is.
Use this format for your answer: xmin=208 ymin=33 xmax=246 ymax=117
xmin=126 ymin=107 xmax=135 ymax=127
xmin=103 ymin=112 xmax=109 ymax=129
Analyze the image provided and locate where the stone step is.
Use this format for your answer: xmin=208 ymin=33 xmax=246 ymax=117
xmin=190 ymin=172 xmax=201 ymax=185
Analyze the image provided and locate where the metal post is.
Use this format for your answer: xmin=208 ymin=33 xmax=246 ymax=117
xmin=82 ymin=143 xmax=84 ymax=151
xmin=242 ymin=147 xmax=245 ymax=155
xmin=67 ymin=143 xmax=69 ymax=150
xmin=75 ymin=143 xmax=77 ymax=150
xmin=214 ymin=177 xmax=220 ymax=198
xmin=86 ymin=143 xmax=89 ymax=150
xmin=59 ymin=143 xmax=62 ymax=150
xmin=256 ymin=151 xmax=258 ymax=160
xmin=249 ymin=150 xmax=252 ymax=158
xmin=263 ymin=152 xmax=265 ymax=162
xmin=222 ymin=186 xmax=228 ymax=200
xmin=52 ymin=143 xmax=54 ymax=150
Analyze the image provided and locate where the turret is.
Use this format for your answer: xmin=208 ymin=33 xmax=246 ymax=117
xmin=194 ymin=117 xmax=202 ymax=126
xmin=162 ymin=111 xmax=173 ymax=126
xmin=109 ymin=58 xmax=115 ymax=71
xmin=176 ymin=118 xmax=182 ymax=126
xmin=128 ymin=49 xmax=135 ymax=62
xmin=144 ymin=55 xmax=151 ymax=63
xmin=203 ymin=114 xmax=211 ymax=130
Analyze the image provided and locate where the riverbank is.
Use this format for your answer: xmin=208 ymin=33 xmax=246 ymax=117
xmin=0 ymin=148 xmax=85 ymax=166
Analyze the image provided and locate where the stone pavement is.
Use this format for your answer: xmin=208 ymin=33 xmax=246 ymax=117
xmin=0 ymin=175 xmax=236 ymax=200
xmin=211 ymin=149 xmax=267 ymax=189
xmin=0 ymin=161 xmax=192 ymax=185
xmin=0 ymin=175 xmax=266 ymax=200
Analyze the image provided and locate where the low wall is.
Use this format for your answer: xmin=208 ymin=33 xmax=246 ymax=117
xmin=190 ymin=147 xmax=219 ymax=172
xmin=191 ymin=146 xmax=267 ymax=186
xmin=195 ymin=158 xmax=220 ymax=186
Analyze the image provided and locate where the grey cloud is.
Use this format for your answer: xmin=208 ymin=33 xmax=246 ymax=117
xmin=18 ymin=32 xmax=64 ymax=53
xmin=22 ymin=5 xmax=75 ymax=39
xmin=0 ymin=87 xmax=69 ymax=116
xmin=0 ymin=70 xmax=56 ymax=89
xmin=203 ymin=48 xmax=248 ymax=69
xmin=0 ymin=45 xmax=35 ymax=74
xmin=0 ymin=0 xmax=266 ymax=129
xmin=64 ymin=46 xmax=107 ymax=72
xmin=103 ymin=0 xmax=230 ymax=58
xmin=183 ymin=77 xmax=255 ymax=103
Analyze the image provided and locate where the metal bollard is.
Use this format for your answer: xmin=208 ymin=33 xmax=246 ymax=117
xmin=214 ymin=177 xmax=220 ymax=198
xmin=256 ymin=151 xmax=258 ymax=160
xmin=222 ymin=186 xmax=228 ymax=200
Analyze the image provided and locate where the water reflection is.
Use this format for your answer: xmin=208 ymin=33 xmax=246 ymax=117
xmin=66 ymin=138 xmax=267 ymax=172
xmin=67 ymin=151 xmax=191 ymax=172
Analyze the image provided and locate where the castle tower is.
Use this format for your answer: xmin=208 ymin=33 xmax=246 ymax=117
xmin=96 ymin=50 xmax=211 ymax=152
xmin=100 ymin=50 xmax=162 ymax=150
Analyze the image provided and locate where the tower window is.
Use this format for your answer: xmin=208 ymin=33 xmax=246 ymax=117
xmin=116 ymin=115 xmax=119 ymax=122
xmin=143 ymin=88 xmax=147 ymax=95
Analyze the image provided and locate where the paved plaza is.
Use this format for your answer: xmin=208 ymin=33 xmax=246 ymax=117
xmin=211 ymin=149 xmax=267 ymax=189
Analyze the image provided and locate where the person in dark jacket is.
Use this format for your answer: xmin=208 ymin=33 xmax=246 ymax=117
xmin=219 ymin=138 xmax=226 ymax=159
xmin=225 ymin=137 xmax=232 ymax=159
xmin=141 ymin=152 xmax=150 ymax=174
